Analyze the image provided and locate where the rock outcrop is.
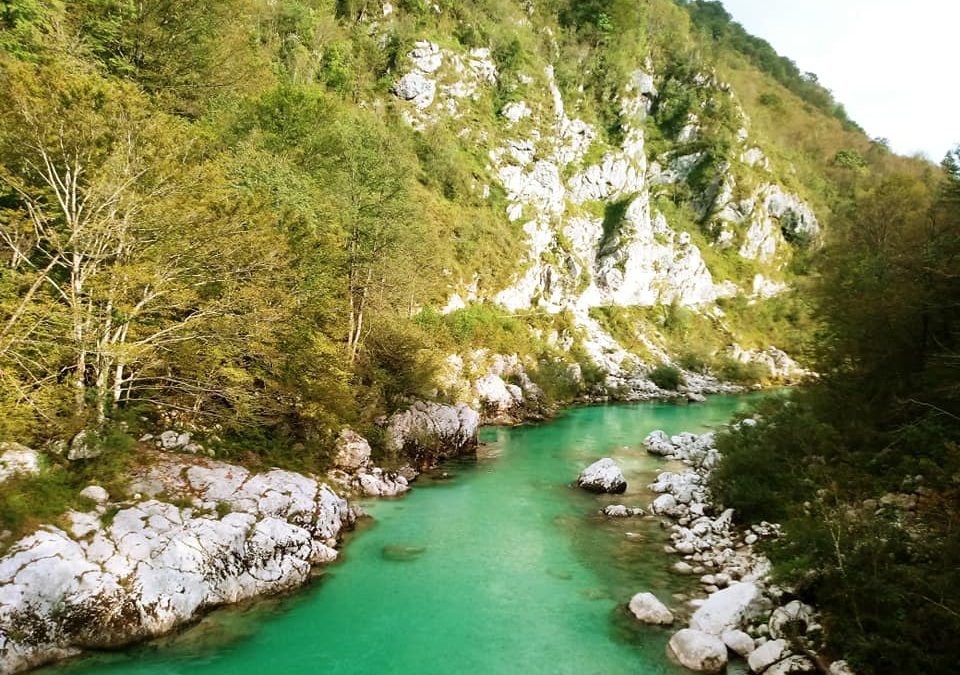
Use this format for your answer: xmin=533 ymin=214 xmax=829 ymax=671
xmin=576 ymin=458 xmax=627 ymax=494
xmin=0 ymin=443 xmax=40 ymax=483
xmin=384 ymin=401 xmax=479 ymax=465
xmin=0 ymin=453 xmax=358 ymax=675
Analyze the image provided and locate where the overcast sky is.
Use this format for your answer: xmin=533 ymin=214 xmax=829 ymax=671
xmin=719 ymin=0 xmax=959 ymax=161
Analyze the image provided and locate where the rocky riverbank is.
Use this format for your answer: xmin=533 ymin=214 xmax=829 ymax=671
xmin=626 ymin=427 xmax=856 ymax=675
xmin=0 ymin=399 xmax=481 ymax=675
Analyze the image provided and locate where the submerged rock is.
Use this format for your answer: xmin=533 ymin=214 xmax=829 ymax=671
xmin=628 ymin=592 xmax=674 ymax=625
xmin=577 ymin=458 xmax=627 ymax=494
xmin=602 ymin=504 xmax=644 ymax=518
xmin=382 ymin=544 xmax=427 ymax=561
xmin=668 ymin=628 xmax=728 ymax=673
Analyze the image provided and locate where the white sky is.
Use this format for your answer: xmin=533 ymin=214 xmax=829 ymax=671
xmin=718 ymin=0 xmax=959 ymax=161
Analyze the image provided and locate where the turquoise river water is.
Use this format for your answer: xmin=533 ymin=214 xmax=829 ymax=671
xmin=47 ymin=395 xmax=761 ymax=675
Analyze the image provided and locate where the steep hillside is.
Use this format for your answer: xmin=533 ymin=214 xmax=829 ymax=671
xmin=0 ymin=0 xmax=928 ymax=459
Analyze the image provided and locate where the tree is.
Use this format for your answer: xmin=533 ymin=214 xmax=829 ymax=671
xmin=0 ymin=60 xmax=293 ymax=433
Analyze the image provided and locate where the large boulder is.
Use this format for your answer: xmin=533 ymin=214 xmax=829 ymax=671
xmin=384 ymin=401 xmax=479 ymax=463
xmin=668 ymin=629 xmax=728 ymax=673
xmin=628 ymin=592 xmax=674 ymax=625
xmin=0 ymin=454 xmax=356 ymax=675
xmin=722 ymin=629 xmax=755 ymax=657
xmin=333 ymin=429 xmax=372 ymax=471
xmin=748 ymin=638 xmax=789 ymax=673
xmin=577 ymin=458 xmax=627 ymax=494
xmin=475 ymin=373 xmax=522 ymax=417
xmin=690 ymin=582 xmax=762 ymax=635
xmin=0 ymin=442 xmax=40 ymax=482
xmin=67 ymin=430 xmax=101 ymax=460
xmin=769 ymin=600 xmax=814 ymax=640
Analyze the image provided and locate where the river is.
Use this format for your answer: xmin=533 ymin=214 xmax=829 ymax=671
xmin=45 ymin=394 xmax=761 ymax=675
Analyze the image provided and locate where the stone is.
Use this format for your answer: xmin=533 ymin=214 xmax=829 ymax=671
xmin=766 ymin=656 xmax=817 ymax=675
xmin=628 ymin=592 xmax=674 ymax=625
xmin=393 ymin=72 xmax=436 ymax=109
xmin=668 ymin=629 xmax=728 ymax=673
xmin=67 ymin=430 xmax=101 ymax=460
xmin=577 ymin=458 xmax=627 ymax=494
xmin=0 ymin=454 xmax=354 ymax=675
xmin=644 ymin=429 xmax=675 ymax=456
xmin=672 ymin=561 xmax=694 ymax=575
xmin=159 ymin=430 xmax=181 ymax=450
xmin=769 ymin=600 xmax=814 ymax=640
xmin=602 ymin=504 xmax=643 ymax=518
xmin=690 ymin=582 xmax=761 ymax=635
xmin=828 ymin=661 xmax=857 ymax=675
xmin=721 ymin=629 xmax=755 ymax=657
xmin=78 ymin=485 xmax=109 ymax=504
xmin=334 ymin=429 xmax=372 ymax=471
xmin=476 ymin=373 xmax=520 ymax=415
xmin=651 ymin=493 xmax=678 ymax=514
xmin=0 ymin=442 xmax=41 ymax=482
xmin=384 ymin=401 xmax=479 ymax=462
xmin=357 ymin=471 xmax=409 ymax=497
xmin=748 ymin=638 xmax=789 ymax=673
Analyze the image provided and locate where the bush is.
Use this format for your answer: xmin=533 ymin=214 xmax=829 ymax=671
xmin=649 ymin=363 xmax=684 ymax=390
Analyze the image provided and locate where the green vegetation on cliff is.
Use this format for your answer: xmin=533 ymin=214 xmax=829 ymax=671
xmin=0 ymin=0 xmax=942 ymax=463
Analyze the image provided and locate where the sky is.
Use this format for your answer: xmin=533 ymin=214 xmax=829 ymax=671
xmin=719 ymin=0 xmax=959 ymax=161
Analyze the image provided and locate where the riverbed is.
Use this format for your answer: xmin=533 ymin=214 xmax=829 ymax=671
xmin=45 ymin=395 xmax=761 ymax=675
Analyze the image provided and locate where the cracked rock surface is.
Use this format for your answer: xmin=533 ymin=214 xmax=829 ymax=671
xmin=0 ymin=453 xmax=357 ymax=675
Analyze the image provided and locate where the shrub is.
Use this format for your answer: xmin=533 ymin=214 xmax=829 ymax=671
xmin=649 ymin=363 xmax=684 ymax=390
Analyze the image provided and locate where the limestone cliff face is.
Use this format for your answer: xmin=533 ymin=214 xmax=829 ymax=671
xmin=391 ymin=40 xmax=812 ymax=400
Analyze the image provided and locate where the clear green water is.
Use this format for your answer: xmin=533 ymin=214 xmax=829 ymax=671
xmin=49 ymin=395 xmax=760 ymax=675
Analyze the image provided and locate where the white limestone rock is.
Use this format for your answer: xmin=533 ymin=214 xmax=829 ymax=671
xmin=722 ymin=629 xmax=755 ymax=657
xmin=577 ymin=458 xmax=627 ymax=494
xmin=668 ymin=629 xmax=728 ymax=673
xmin=690 ymin=582 xmax=762 ymax=635
xmin=356 ymin=469 xmax=409 ymax=497
xmin=501 ymin=101 xmax=531 ymax=123
xmin=393 ymin=72 xmax=436 ymax=109
xmin=765 ymin=656 xmax=817 ymax=675
xmin=0 ymin=455 xmax=355 ymax=675
xmin=384 ymin=401 xmax=480 ymax=460
xmin=828 ymin=661 xmax=857 ymax=675
xmin=334 ymin=428 xmax=372 ymax=471
xmin=628 ymin=592 xmax=674 ymax=625
xmin=643 ymin=430 xmax=675 ymax=457
xmin=768 ymin=600 xmax=815 ymax=640
xmin=475 ymin=374 xmax=520 ymax=415
xmin=748 ymin=638 xmax=789 ymax=673
xmin=78 ymin=485 xmax=109 ymax=504
xmin=0 ymin=443 xmax=40 ymax=482
xmin=603 ymin=505 xmax=644 ymax=518
xmin=67 ymin=430 xmax=100 ymax=460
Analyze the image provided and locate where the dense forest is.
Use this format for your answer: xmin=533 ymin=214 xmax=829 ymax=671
xmin=0 ymin=1 xmax=957 ymax=672
xmin=713 ymin=150 xmax=960 ymax=672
